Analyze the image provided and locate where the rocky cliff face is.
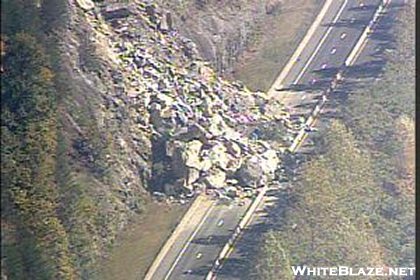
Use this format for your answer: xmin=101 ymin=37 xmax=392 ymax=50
xmin=156 ymin=0 xmax=283 ymax=75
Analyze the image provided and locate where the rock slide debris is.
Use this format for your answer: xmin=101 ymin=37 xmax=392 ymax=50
xmin=80 ymin=0 xmax=298 ymax=201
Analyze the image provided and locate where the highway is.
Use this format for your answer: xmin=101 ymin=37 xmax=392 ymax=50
xmin=272 ymin=0 xmax=383 ymax=114
xmin=146 ymin=197 xmax=252 ymax=280
xmin=217 ymin=0 xmax=406 ymax=279
xmin=164 ymin=199 xmax=252 ymax=280
xmin=145 ymin=0 xmax=401 ymax=279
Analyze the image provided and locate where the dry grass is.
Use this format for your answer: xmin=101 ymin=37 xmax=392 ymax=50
xmin=94 ymin=201 xmax=188 ymax=280
xmin=232 ymin=0 xmax=324 ymax=92
xmin=395 ymin=116 xmax=415 ymax=195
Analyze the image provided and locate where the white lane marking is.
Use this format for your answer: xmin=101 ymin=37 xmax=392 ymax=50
xmin=164 ymin=202 xmax=216 ymax=280
xmin=267 ymin=0 xmax=334 ymax=93
xmin=292 ymin=0 xmax=349 ymax=84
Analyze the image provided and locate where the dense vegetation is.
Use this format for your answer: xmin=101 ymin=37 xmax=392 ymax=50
xmin=1 ymin=1 xmax=78 ymax=279
xmin=255 ymin=2 xmax=415 ymax=279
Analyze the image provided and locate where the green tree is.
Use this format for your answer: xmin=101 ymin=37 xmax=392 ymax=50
xmin=255 ymin=121 xmax=385 ymax=280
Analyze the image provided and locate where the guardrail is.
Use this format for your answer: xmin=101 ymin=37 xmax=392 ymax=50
xmin=204 ymin=0 xmax=391 ymax=279
xmin=205 ymin=186 xmax=267 ymax=280
xmin=289 ymin=0 xmax=390 ymax=154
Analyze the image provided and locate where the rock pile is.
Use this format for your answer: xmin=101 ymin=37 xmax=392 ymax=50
xmin=83 ymin=0 xmax=296 ymax=194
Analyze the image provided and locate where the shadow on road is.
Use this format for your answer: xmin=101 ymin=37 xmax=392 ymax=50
xmin=216 ymin=2 xmax=406 ymax=279
xmin=187 ymin=264 xmax=213 ymax=277
xmin=191 ymin=234 xmax=230 ymax=246
xmin=321 ymin=17 xmax=371 ymax=29
xmin=348 ymin=4 xmax=378 ymax=12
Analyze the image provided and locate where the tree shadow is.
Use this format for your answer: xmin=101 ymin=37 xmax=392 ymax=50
xmin=287 ymin=78 xmax=333 ymax=92
xmin=344 ymin=59 xmax=386 ymax=79
xmin=348 ymin=4 xmax=378 ymax=12
xmin=191 ymin=234 xmax=230 ymax=246
xmin=293 ymin=100 xmax=319 ymax=110
xmin=321 ymin=17 xmax=371 ymax=29
xmin=312 ymin=66 xmax=341 ymax=79
xmin=186 ymin=264 xmax=213 ymax=277
xmin=216 ymin=257 xmax=250 ymax=278
xmin=368 ymin=30 xmax=396 ymax=43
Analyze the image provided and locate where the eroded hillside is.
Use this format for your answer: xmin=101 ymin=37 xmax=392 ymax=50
xmin=157 ymin=0 xmax=323 ymax=91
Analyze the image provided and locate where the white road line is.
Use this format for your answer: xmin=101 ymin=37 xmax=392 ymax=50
xmin=292 ymin=0 xmax=349 ymax=84
xmin=267 ymin=0 xmax=334 ymax=95
xmin=164 ymin=202 xmax=216 ymax=280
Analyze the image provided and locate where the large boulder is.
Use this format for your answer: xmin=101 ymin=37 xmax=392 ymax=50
xmin=170 ymin=140 xmax=203 ymax=177
xmin=236 ymin=155 xmax=263 ymax=187
xmin=185 ymin=167 xmax=200 ymax=187
xmin=207 ymin=114 xmax=227 ymax=137
xmin=76 ymin=0 xmax=94 ymax=11
xmin=224 ymin=140 xmax=242 ymax=158
xmin=225 ymin=156 xmax=243 ymax=174
xmin=207 ymin=141 xmax=229 ymax=170
xmin=259 ymin=149 xmax=279 ymax=177
xmin=173 ymin=123 xmax=209 ymax=142
xmin=236 ymin=148 xmax=279 ymax=187
xmin=203 ymin=168 xmax=226 ymax=189
xmin=183 ymin=140 xmax=203 ymax=168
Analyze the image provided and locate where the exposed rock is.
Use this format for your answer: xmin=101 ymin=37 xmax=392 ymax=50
xmin=163 ymin=183 xmax=177 ymax=196
xmin=103 ymin=5 xmax=131 ymax=21
xmin=259 ymin=149 xmax=280 ymax=177
xmin=265 ymin=0 xmax=282 ymax=15
xmin=203 ymin=168 xmax=226 ymax=189
xmin=78 ymin=0 xmax=290 ymax=197
xmin=236 ymin=155 xmax=263 ymax=187
xmin=75 ymin=0 xmax=94 ymax=11
xmin=236 ymin=147 xmax=279 ymax=187
xmin=156 ymin=0 xmax=284 ymax=74
xmin=159 ymin=12 xmax=173 ymax=32
xmin=185 ymin=167 xmax=200 ymax=186
xmin=207 ymin=141 xmax=229 ymax=170
xmin=183 ymin=140 xmax=203 ymax=168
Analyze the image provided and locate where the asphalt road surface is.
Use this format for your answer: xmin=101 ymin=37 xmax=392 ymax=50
xmin=148 ymin=197 xmax=252 ymax=280
xmin=165 ymin=199 xmax=251 ymax=280
xmin=275 ymin=0 xmax=383 ymax=116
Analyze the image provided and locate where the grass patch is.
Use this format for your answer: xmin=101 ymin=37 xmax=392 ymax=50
xmin=233 ymin=0 xmax=324 ymax=91
xmin=93 ymin=201 xmax=188 ymax=280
